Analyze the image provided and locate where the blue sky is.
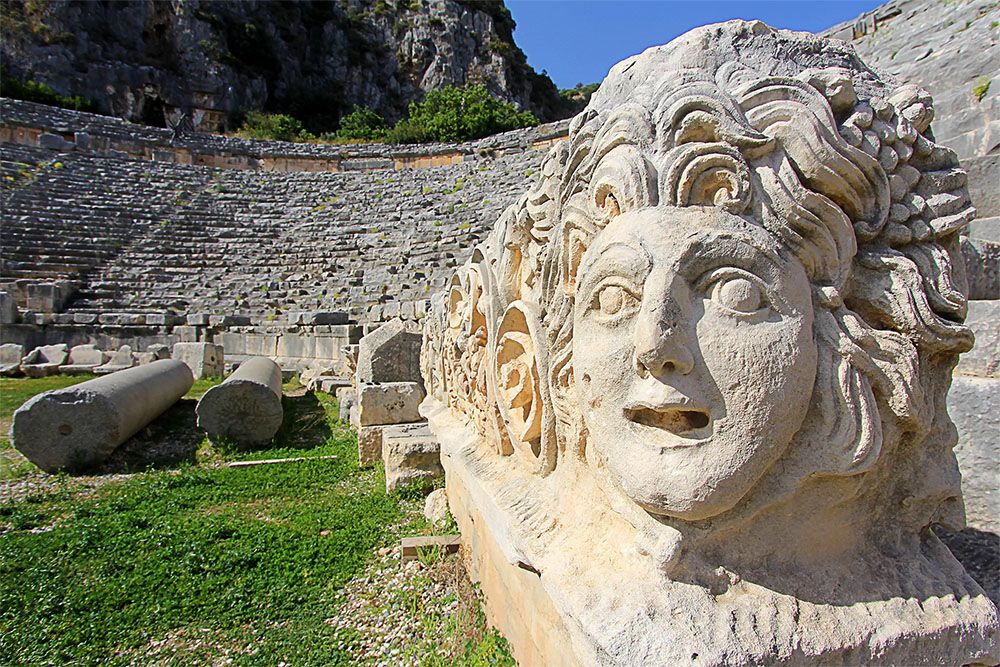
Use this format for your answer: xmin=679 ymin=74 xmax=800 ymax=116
xmin=506 ymin=1 xmax=886 ymax=89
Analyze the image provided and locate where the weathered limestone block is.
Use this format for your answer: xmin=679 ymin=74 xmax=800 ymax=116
xmin=10 ymin=359 xmax=194 ymax=472
xmin=357 ymin=424 xmax=383 ymax=467
xmin=382 ymin=423 xmax=442 ymax=493
xmin=420 ymin=21 xmax=999 ymax=666
xmin=302 ymin=311 xmax=348 ymax=325
xmin=357 ymin=382 xmax=424 ymax=426
xmin=172 ymin=342 xmax=224 ymax=379
xmin=61 ymin=344 xmax=105 ymax=375
xmin=0 ymin=290 xmax=18 ymax=324
xmin=949 ymin=375 xmax=1000 ymax=533
xmin=20 ymin=344 xmax=68 ymax=378
xmin=0 ymin=343 xmax=24 ymax=376
xmin=956 ymin=300 xmax=1000 ymax=378
xmin=356 ymin=318 xmax=422 ymax=385
xmin=136 ymin=344 xmax=171 ymax=366
xmin=423 ymin=488 xmax=449 ymax=527
xmin=196 ymin=357 xmax=283 ymax=446
xmin=962 ymin=237 xmax=1000 ymax=300
xmin=94 ymin=345 xmax=135 ymax=375
xmin=39 ymin=132 xmax=74 ymax=151
xmin=318 ymin=378 xmax=350 ymax=394
xmin=25 ymin=281 xmax=74 ymax=313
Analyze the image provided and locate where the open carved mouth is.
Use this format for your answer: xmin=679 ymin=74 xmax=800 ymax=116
xmin=624 ymin=406 xmax=711 ymax=437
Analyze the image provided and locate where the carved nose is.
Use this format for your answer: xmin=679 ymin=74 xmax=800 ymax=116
xmin=633 ymin=318 xmax=695 ymax=378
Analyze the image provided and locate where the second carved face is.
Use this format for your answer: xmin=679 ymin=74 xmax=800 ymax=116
xmin=572 ymin=206 xmax=818 ymax=521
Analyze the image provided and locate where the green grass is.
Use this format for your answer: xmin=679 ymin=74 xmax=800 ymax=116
xmin=0 ymin=376 xmax=514 ymax=665
xmin=0 ymin=433 xmax=407 ymax=664
xmin=973 ymin=76 xmax=991 ymax=102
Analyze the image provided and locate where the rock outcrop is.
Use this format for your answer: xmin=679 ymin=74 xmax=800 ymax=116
xmin=0 ymin=0 xmax=564 ymax=132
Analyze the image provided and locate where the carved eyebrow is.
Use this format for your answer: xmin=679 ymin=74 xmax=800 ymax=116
xmin=578 ymin=241 xmax=652 ymax=286
xmin=673 ymin=230 xmax=787 ymax=277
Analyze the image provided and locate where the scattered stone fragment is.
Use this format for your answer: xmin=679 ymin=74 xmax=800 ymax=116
xmin=94 ymin=344 xmax=135 ymax=375
xmin=336 ymin=387 xmax=356 ymax=423
xmin=0 ymin=343 xmax=24 ymax=376
xmin=20 ymin=344 xmax=68 ymax=378
xmin=61 ymin=344 xmax=106 ymax=375
xmin=10 ymin=359 xmax=194 ymax=472
xmin=136 ymin=343 xmax=171 ymax=365
xmin=423 ymin=488 xmax=449 ymax=527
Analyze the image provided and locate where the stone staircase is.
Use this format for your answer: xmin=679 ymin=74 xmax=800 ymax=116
xmin=2 ymin=142 xmax=537 ymax=323
xmin=1 ymin=145 xmax=209 ymax=284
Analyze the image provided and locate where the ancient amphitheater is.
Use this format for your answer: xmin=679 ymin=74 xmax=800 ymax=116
xmin=0 ymin=97 xmax=567 ymax=364
xmin=1 ymin=0 xmax=998 ymax=663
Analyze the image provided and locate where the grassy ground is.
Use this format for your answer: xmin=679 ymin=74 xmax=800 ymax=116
xmin=0 ymin=376 xmax=513 ymax=666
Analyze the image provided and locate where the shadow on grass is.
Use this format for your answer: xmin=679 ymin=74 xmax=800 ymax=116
xmin=39 ymin=389 xmax=338 ymax=476
xmin=98 ymin=398 xmax=206 ymax=474
xmin=270 ymin=392 xmax=336 ymax=452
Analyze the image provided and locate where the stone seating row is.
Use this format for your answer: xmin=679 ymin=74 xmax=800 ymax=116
xmin=3 ymin=142 xmax=534 ymax=324
xmin=0 ymin=341 xmax=222 ymax=380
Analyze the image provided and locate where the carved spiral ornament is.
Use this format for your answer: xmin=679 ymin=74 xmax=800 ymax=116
xmin=492 ymin=301 xmax=556 ymax=474
xmin=663 ymin=142 xmax=752 ymax=213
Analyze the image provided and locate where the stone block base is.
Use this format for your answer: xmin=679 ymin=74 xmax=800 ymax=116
xmin=438 ymin=417 xmax=582 ymax=667
xmin=383 ymin=423 xmax=442 ymax=493
xmin=357 ymin=381 xmax=424 ymax=426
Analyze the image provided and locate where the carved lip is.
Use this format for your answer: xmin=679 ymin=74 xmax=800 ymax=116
xmin=623 ymin=400 xmax=712 ymax=444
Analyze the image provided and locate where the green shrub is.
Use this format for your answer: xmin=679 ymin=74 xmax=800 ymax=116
xmin=336 ymin=105 xmax=388 ymax=141
xmin=235 ymin=111 xmax=316 ymax=142
xmin=385 ymin=118 xmax=429 ymax=144
xmin=0 ymin=77 xmax=98 ymax=112
xmin=398 ymin=84 xmax=538 ymax=143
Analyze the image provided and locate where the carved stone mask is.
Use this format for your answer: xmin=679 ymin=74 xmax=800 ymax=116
xmin=573 ymin=206 xmax=816 ymax=520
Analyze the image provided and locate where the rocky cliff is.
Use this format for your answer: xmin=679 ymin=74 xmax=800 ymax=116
xmin=0 ymin=0 xmax=563 ymax=132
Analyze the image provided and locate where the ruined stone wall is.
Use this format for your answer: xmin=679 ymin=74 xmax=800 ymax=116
xmin=1 ymin=99 xmax=569 ymax=333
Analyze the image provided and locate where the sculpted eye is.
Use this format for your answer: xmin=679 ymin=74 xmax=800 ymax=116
xmin=713 ymin=277 xmax=761 ymax=313
xmin=590 ymin=280 xmax=641 ymax=321
xmin=700 ymin=270 xmax=769 ymax=316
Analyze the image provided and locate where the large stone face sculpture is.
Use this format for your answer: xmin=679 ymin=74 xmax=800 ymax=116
xmin=421 ymin=20 xmax=999 ymax=666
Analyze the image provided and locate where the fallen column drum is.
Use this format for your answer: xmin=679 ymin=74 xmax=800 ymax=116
xmin=10 ymin=359 xmax=195 ymax=473
xmin=196 ymin=356 xmax=284 ymax=446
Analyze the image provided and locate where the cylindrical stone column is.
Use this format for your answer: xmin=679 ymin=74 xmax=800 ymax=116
xmin=10 ymin=359 xmax=194 ymax=473
xmin=195 ymin=356 xmax=284 ymax=446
